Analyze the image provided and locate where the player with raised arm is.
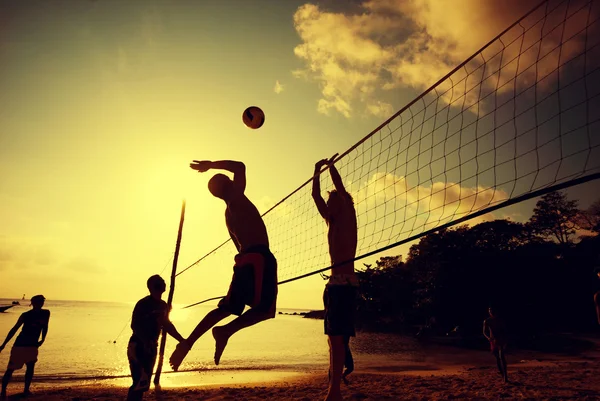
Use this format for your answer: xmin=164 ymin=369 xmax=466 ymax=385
xmin=169 ymin=160 xmax=278 ymax=370
xmin=312 ymin=154 xmax=358 ymax=401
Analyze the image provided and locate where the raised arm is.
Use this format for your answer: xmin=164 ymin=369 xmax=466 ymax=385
xmin=329 ymin=162 xmax=347 ymax=195
xmin=190 ymin=160 xmax=246 ymax=193
xmin=315 ymin=152 xmax=347 ymax=195
xmin=0 ymin=315 xmax=24 ymax=352
xmin=312 ymin=159 xmax=329 ymax=221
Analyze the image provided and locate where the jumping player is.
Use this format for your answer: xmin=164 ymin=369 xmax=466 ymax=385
xmin=169 ymin=160 xmax=278 ymax=370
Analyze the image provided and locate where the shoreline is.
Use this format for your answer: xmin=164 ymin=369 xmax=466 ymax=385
xmin=21 ymin=367 xmax=313 ymax=390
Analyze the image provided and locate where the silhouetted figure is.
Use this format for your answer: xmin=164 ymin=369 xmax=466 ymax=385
xmin=594 ymin=267 xmax=600 ymax=325
xmin=313 ymin=154 xmax=358 ymax=401
xmin=169 ymin=160 xmax=278 ymax=370
xmin=0 ymin=295 xmax=50 ymax=399
xmin=127 ymin=275 xmax=184 ymax=401
xmin=483 ymin=306 xmax=508 ymax=383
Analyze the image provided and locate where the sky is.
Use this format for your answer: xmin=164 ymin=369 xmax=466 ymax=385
xmin=1 ymin=0 xmax=599 ymax=310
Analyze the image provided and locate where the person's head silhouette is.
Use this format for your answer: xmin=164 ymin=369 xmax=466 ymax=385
xmin=147 ymin=275 xmax=166 ymax=299
xmin=29 ymin=295 xmax=45 ymax=309
xmin=208 ymin=173 xmax=236 ymax=201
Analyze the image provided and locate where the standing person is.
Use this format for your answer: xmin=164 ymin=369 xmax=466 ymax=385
xmin=312 ymin=154 xmax=359 ymax=401
xmin=169 ymin=160 xmax=278 ymax=370
xmin=594 ymin=267 xmax=600 ymax=325
xmin=127 ymin=275 xmax=184 ymax=401
xmin=483 ymin=306 xmax=509 ymax=383
xmin=0 ymin=295 xmax=50 ymax=399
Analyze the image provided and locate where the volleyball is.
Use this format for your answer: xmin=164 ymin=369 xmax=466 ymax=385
xmin=242 ymin=106 xmax=265 ymax=129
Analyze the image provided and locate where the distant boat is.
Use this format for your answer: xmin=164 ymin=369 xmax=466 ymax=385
xmin=0 ymin=305 xmax=14 ymax=313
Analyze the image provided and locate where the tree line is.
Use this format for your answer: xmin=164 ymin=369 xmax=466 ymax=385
xmin=355 ymin=191 xmax=600 ymax=341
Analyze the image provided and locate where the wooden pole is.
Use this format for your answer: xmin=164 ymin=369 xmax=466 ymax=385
xmin=154 ymin=199 xmax=186 ymax=386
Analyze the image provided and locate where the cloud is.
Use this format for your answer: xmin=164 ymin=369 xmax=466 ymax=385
xmin=353 ymin=172 xmax=510 ymax=233
xmin=293 ymin=0 xmax=594 ymax=118
xmin=366 ymin=100 xmax=394 ymax=118
xmin=274 ymin=80 xmax=285 ymax=94
xmin=575 ymin=228 xmax=597 ymax=238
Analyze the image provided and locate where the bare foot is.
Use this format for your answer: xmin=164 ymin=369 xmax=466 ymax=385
xmin=342 ymin=368 xmax=353 ymax=385
xmin=133 ymin=371 xmax=150 ymax=391
xmin=212 ymin=326 xmax=231 ymax=365
xmin=169 ymin=341 xmax=191 ymax=371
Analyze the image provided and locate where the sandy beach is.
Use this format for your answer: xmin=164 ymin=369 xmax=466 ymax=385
xmin=9 ymin=361 xmax=600 ymax=400
xmin=4 ymin=336 xmax=600 ymax=400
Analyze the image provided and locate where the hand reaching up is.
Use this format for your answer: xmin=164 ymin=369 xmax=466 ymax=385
xmin=190 ymin=160 xmax=211 ymax=172
xmin=315 ymin=153 xmax=339 ymax=172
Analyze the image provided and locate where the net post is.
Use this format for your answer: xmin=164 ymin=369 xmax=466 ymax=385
xmin=154 ymin=199 xmax=186 ymax=386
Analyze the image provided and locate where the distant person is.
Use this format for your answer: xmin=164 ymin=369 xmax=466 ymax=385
xmin=169 ymin=160 xmax=278 ymax=370
xmin=0 ymin=295 xmax=50 ymax=399
xmin=312 ymin=154 xmax=359 ymax=401
xmin=594 ymin=267 xmax=600 ymax=325
xmin=127 ymin=275 xmax=184 ymax=401
xmin=483 ymin=306 xmax=508 ymax=383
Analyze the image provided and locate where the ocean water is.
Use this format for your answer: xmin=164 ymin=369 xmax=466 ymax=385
xmin=0 ymin=299 xmax=425 ymax=388
xmin=0 ymin=300 xmax=326 ymax=380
